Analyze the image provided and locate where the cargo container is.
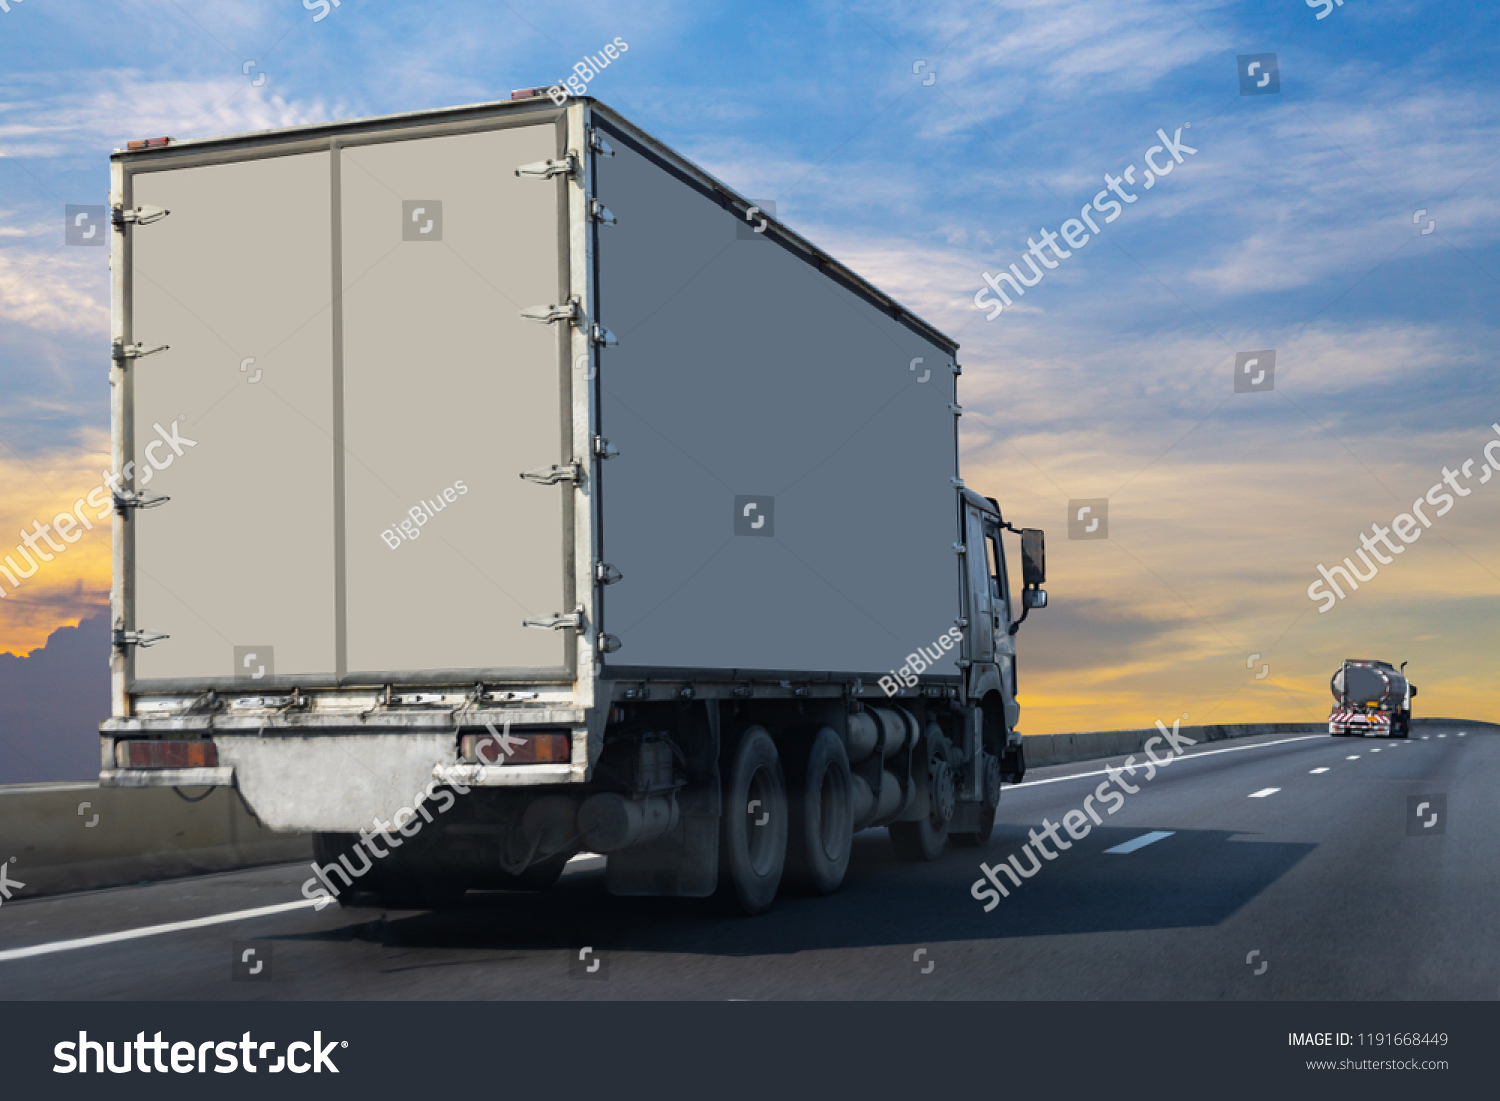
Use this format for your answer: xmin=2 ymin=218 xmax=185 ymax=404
xmin=100 ymin=94 xmax=1049 ymax=913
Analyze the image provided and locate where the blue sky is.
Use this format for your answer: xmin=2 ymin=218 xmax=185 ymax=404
xmin=1 ymin=0 xmax=1496 ymax=736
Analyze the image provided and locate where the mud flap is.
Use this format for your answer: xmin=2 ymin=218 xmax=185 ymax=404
xmin=1000 ymin=741 xmax=1026 ymax=784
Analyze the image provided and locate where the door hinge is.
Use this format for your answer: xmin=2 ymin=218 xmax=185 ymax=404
xmin=514 ymin=154 xmax=579 ymax=181
xmin=114 ymin=628 xmax=169 ymax=650
xmin=591 ymin=323 xmax=617 ymax=347
xmin=951 ymin=362 xmax=962 ymax=375
xmin=523 ymin=604 xmax=584 ymax=631
xmin=521 ymin=298 xmax=579 ymax=325
xmin=111 ymin=205 xmax=170 ymax=227
xmin=588 ymin=130 xmax=615 ymax=158
xmin=953 ymin=542 xmax=967 ymax=556
xmin=112 ymin=490 xmax=170 ymax=514
xmin=111 ymin=339 xmax=169 ymax=366
xmin=520 ymin=462 xmax=582 ymax=485
xmin=951 ymin=476 xmax=965 ymax=488
xmin=953 ymin=617 xmax=969 ymax=628
xmin=949 ymin=403 xmax=963 ymax=415
xmin=589 ymin=199 xmax=617 ymax=226
xmin=593 ymin=436 xmax=619 ymax=459
xmin=596 ymin=562 xmax=623 ymax=585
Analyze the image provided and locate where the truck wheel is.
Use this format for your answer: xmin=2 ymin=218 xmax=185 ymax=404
xmin=953 ymin=752 xmax=1001 ymax=847
xmin=782 ymin=726 xmax=853 ymax=895
xmin=951 ymin=807 xmax=996 ymax=847
xmin=889 ymin=738 xmax=953 ymax=862
xmin=717 ymin=726 xmax=787 ymax=915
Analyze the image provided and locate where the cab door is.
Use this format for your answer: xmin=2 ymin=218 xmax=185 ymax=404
xmin=963 ymin=503 xmax=995 ymax=665
xmin=983 ymin=518 xmax=1020 ymax=724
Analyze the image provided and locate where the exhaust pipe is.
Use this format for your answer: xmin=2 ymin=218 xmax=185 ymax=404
xmin=578 ymin=792 xmax=679 ymax=852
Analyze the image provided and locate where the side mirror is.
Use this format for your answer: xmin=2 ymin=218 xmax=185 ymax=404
xmin=1409 ymin=685 xmax=1418 ymax=698
xmin=1023 ymin=588 xmax=1048 ymax=610
xmin=1021 ymin=528 xmax=1046 ymax=586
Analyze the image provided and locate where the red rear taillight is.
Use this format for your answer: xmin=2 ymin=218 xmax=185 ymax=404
xmin=459 ymin=731 xmax=571 ymax=765
xmin=115 ymin=740 xmax=218 ymax=769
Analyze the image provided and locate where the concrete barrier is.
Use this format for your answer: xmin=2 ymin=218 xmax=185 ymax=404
xmin=1022 ymin=722 xmax=1323 ymax=769
xmin=0 ymin=781 xmax=310 ymax=900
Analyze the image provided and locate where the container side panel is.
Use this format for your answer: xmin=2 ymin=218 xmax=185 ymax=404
xmin=594 ymin=134 xmax=960 ymax=676
xmin=130 ymin=153 xmax=336 ymax=681
xmin=339 ymin=124 xmax=567 ymax=675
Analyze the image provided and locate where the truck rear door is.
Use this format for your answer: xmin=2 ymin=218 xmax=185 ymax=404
xmin=122 ymin=114 xmax=574 ymax=690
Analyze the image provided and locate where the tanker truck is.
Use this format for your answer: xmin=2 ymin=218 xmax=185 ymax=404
xmin=96 ymin=93 xmax=1050 ymax=915
xmin=1329 ymin=659 xmax=1416 ymax=738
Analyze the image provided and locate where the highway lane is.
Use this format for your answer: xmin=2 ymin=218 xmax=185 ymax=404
xmin=1 ymin=722 xmax=1494 ymax=1000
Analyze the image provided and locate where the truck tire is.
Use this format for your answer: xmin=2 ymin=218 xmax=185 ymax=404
xmin=951 ymin=807 xmax=996 ymax=847
xmin=717 ymin=726 xmax=787 ymax=915
xmin=889 ymin=737 xmax=952 ymax=862
xmin=953 ymin=752 xmax=1001 ymax=847
xmin=782 ymin=726 xmax=853 ymax=895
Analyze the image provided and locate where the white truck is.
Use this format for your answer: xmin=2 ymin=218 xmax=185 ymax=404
xmin=99 ymin=93 xmax=1049 ymax=913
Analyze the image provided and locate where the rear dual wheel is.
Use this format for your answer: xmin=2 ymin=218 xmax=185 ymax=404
xmin=717 ymin=726 xmax=788 ymax=915
xmin=783 ymin=727 xmax=854 ymax=895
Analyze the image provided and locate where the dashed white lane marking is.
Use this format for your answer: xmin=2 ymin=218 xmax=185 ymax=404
xmin=1438 ymin=733 xmax=1447 ymax=738
xmin=1248 ymin=788 xmax=1281 ymax=798
xmin=1004 ymin=734 xmax=1326 ymax=790
xmin=0 ymin=899 xmax=322 ymax=964
xmin=1104 ymin=830 xmax=1176 ymax=854
xmin=1370 ymin=748 xmax=1382 ymax=753
xmin=1458 ymin=732 xmax=1467 ymax=737
xmin=1421 ymin=736 xmax=1430 ymax=740
xmin=1346 ymin=755 xmax=1361 ymax=760
xmin=1310 ymin=767 xmax=1330 ymax=774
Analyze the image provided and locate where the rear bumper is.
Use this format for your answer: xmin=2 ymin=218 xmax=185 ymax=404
xmin=1329 ymin=711 xmax=1393 ymax=736
xmin=98 ymin=714 xmax=593 ymax=831
xmin=99 ymin=766 xmax=234 ymax=788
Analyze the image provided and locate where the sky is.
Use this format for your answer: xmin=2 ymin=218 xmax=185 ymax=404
xmin=0 ymin=0 xmax=1496 ymax=772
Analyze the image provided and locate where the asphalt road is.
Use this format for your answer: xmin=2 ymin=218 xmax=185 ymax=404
xmin=2 ymin=721 xmax=1495 ymax=1000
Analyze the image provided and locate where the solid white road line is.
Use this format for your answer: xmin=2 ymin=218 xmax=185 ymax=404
xmin=0 ymin=898 xmax=322 ymax=964
xmin=1004 ymin=734 xmax=1326 ymax=790
xmin=1310 ymin=767 xmax=1330 ymax=774
xmin=1248 ymin=788 xmax=1281 ymax=798
xmin=1104 ymin=830 xmax=1175 ymax=854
